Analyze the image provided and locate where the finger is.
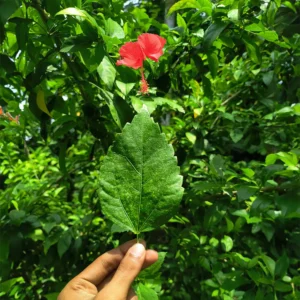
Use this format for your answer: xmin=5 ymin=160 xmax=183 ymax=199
xmin=143 ymin=249 xmax=158 ymax=269
xmin=97 ymin=249 xmax=158 ymax=290
xmin=77 ymin=239 xmax=146 ymax=286
xmin=96 ymin=243 xmax=146 ymax=299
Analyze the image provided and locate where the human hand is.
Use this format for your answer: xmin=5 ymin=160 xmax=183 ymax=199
xmin=58 ymin=239 xmax=158 ymax=300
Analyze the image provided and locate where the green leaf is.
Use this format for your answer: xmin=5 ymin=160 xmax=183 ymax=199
xmin=225 ymin=217 xmax=234 ymax=233
xmin=56 ymin=7 xmax=85 ymax=17
xmin=177 ymin=13 xmax=187 ymax=31
xmin=274 ymin=281 xmax=292 ymax=292
xmin=261 ymin=255 xmax=276 ymax=278
xmin=245 ymin=23 xmax=265 ymax=32
xmin=44 ymin=293 xmax=60 ymax=300
xmin=131 ymin=97 xmax=157 ymax=115
xmin=207 ymin=52 xmax=218 ymax=78
xmin=256 ymin=31 xmax=278 ymax=42
xmin=60 ymin=36 xmax=93 ymax=53
xmin=237 ymin=186 xmax=257 ymax=201
xmin=9 ymin=210 xmax=26 ymax=225
xmin=64 ymin=0 xmax=82 ymax=7
xmin=233 ymin=253 xmax=251 ymax=268
xmin=168 ymin=0 xmax=212 ymax=16
xmin=44 ymin=222 xmax=56 ymax=234
xmin=116 ymin=81 xmax=135 ymax=96
xmin=111 ymin=223 xmax=129 ymax=233
xmin=192 ymin=181 xmax=223 ymax=192
xmin=261 ymin=222 xmax=275 ymax=242
xmin=36 ymin=89 xmax=52 ymax=117
xmin=45 ymin=0 xmax=61 ymax=16
xmin=242 ymin=168 xmax=255 ymax=178
xmin=99 ymin=109 xmax=184 ymax=234
xmin=202 ymin=75 xmax=213 ymax=99
xmin=266 ymin=153 xmax=277 ymax=165
xmin=293 ymin=103 xmax=300 ymax=116
xmin=282 ymin=1 xmax=297 ymax=13
xmin=209 ymin=237 xmax=219 ymax=247
xmin=136 ymin=283 xmax=158 ymax=300
xmin=44 ymin=230 xmax=62 ymax=254
xmin=16 ymin=22 xmax=28 ymax=50
xmin=275 ymin=253 xmax=289 ymax=278
xmin=97 ymin=56 xmax=116 ymax=90
xmin=152 ymin=97 xmax=185 ymax=113
xmin=203 ymin=21 xmax=227 ymax=50
xmin=230 ymin=129 xmax=243 ymax=143
xmin=221 ymin=235 xmax=233 ymax=252
xmin=210 ymin=154 xmax=225 ymax=176
xmin=131 ymin=97 xmax=185 ymax=114
xmin=78 ymin=43 xmax=105 ymax=71
xmin=0 ymin=277 xmax=25 ymax=294
xmin=242 ymin=36 xmax=261 ymax=64
xmin=266 ymin=1 xmax=278 ymax=26
xmin=105 ymin=18 xmax=125 ymax=39
xmin=186 ymin=132 xmax=196 ymax=144
xmin=276 ymin=191 xmax=300 ymax=218
xmin=251 ymin=195 xmax=272 ymax=215
xmin=139 ymin=252 xmax=166 ymax=279
xmin=221 ymin=271 xmax=249 ymax=291
xmin=57 ymin=231 xmax=72 ymax=258
xmin=56 ymin=7 xmax=101 ymax=35
xmin=95 ymin=87 xmax=122 ymax=128
xmin=227 ymin=9 xmax=239 ymax=22
xmin=277 ymin=152 xmax=298 ymax=167
xmin=0 ymin=0 xmax=21 ymax=25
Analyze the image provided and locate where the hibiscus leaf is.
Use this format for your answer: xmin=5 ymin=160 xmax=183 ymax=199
xmin=99 ymin=108 xmax=184 ymax=234
xmin=105 ymin=18 xmax=125 ymax=39
xmin=97 ymin=56 xmax=116 ymax=90
xmin=168 ymin=0 xmax=212 ymax=16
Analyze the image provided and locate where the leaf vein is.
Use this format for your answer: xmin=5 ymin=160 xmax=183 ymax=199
xmin=116 ymin=153 xmax=141 ymax=176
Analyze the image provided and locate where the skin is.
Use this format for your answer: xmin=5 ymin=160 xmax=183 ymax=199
xmin=58 ymin=239 xmax=158 ymax=300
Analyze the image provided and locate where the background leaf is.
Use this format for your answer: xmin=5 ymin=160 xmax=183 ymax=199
xmin=136 ymin=283 xmax=159 ymax=300
xmin=57 ymin=231 xmax=72 ymax=258
xmin=203 ymin=21 xmax=227 ymax=50
xmin=1 ymin=0 xmax=300 ymax=298
xmin=168 ymin=0 xmax=212 ymax=15
xmin=36 ymin=90 xmax=51 ymax=117
xmin=97 ymin=56 xmax=116 ymax=90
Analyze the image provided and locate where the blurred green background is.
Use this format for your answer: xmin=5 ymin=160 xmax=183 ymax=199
xmin=0 ymin=0 xmax=300 ymax=299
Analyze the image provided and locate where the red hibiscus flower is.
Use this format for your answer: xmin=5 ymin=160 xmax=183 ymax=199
xmin=116 ymin=42 xmax=145 ymax=69
xmin=138 ymin=33 xmax=166 ymax=62
xmin=116 ymin=33 xmax=166 ymax=94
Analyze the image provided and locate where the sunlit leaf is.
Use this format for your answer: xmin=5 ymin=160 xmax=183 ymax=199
xmin=36 ymin=89 xmax=51 ymax=117
xmin=168 ymin=0 xmax=212 ymax=16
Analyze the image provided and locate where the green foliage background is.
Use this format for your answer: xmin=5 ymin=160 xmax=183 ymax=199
xmin=0 ymin=0 xmax=300 ymax=299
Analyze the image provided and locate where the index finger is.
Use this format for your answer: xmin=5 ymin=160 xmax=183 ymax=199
xmin=75 ymin=239 xmax=145 ymax=286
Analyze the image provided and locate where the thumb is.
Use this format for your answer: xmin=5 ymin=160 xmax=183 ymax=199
xmin=97 ymin=243 xmax=145 ymax=299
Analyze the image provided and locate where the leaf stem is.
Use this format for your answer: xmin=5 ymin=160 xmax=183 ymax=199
xmin=137 ymin=232 xmax=140 ymax=243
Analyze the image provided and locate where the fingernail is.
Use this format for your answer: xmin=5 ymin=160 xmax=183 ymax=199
xmin=129 ymin=243 xmax=145 ymax=258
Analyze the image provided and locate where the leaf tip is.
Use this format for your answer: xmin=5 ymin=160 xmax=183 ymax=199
xmin=141 ymin=104 xmax=150 ymax=114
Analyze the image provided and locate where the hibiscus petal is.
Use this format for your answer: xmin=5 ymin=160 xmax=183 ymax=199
xmin=138 ymin=33 xmax=166 ymax=62
xmin=116 ymin=42 xmax=145 ymax=69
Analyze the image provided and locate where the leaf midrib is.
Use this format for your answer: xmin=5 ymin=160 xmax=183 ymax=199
xmin=137 ymin=120 xmax=144 ymax=234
